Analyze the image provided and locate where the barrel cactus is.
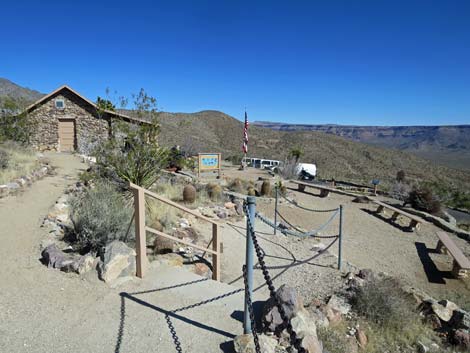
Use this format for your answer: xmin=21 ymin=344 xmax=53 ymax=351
xmin=247 ymin=187 xmax=256 ymax=196
xmin=260 ymin=180 xmax=271 ymax=196
xmin=183 ymin=184 xmax=197 ymax=203
xmin=207 ymin=183 xmax=223 ymax=201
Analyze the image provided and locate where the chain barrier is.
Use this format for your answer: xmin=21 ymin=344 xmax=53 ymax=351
xmin=256 ymin=210 xmax=340 ymax=239
xmin=242 ymin=264 xmax=261 ymax=353
xmin=244 ymin=202 xmax=306 ymax=353
xmin=278 ymin=190 xmax=339 ymax=213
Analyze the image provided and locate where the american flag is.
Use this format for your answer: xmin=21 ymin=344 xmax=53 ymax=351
xmin=242 ymin=111 xmax=249 ymax=154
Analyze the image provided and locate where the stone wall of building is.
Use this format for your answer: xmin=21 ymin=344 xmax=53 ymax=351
xmin=28 ymin=90 xmax=110 ymax=153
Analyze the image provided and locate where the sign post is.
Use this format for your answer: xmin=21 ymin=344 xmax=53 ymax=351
xmin=198 ymin=153 xmax=221 ymax=179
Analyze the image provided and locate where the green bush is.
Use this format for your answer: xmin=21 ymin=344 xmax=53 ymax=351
xmin=70 ymin=182 xmax=134 ymax=253
xmin=94 ymin=89 xmax=169 ymax=190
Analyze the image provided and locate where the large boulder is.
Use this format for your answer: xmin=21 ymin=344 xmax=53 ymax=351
xmin=326 ymin=294 xmax=351 ymax=315
xmin=263 ymin=285 xmax=304 ymax=333
xmin=98 ymin=241 xmax=136 ymax=283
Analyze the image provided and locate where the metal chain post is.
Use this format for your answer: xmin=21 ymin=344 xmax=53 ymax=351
xmin=274 ymin=186 xmax=278 ymax=235
xmin=338 ymin=204 xmax=344 ymax=270
xmin=243 ymin=203 xmax=306 ymax=353
xmin=244 ymin=196 xmax=256 ymax=334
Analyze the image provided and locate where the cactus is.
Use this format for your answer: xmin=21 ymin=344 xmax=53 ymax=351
xmin=229 ymin=178 xmax=244 ymax=192
xmin=207 ymin=183 xmax=223 ymax=201
xmin=183 ymin=184 xmax=196 ymax=203
xmin=260 ymin=180 xmax=271 ymax=196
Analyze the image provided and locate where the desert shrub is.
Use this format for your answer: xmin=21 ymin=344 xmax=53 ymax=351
xmin=0 ymin=149 xmax=9 ymax=169
xmin=260 ymin=180 xmax=271 ymax=196
xmin=351 ymin=277 xmax=435 ymax=351
xmin=277 ymin=157 xmax=299 ymax=180
xmin=317 ymin=325 xmax=351 ymax=353
xmin=391 ymin=181 xmax=412 ymax=201
xmin=406 ymin=185 xmax=442 ymax=215
xmin=274 ymin=180 xmax=287 ymax=196
xmin=352 ymin=278 xmax=416 ymax=327
xmin=207 ymin=183 xmax=223 ymax=201
xmin=0 ymin=97 xmax=34 ymax=144
xmin=396 ymin=170 xmax=406 ymax=182
xmin=94 ymin=89 xmax=169 ymax=190
xmin=167 ymin=145 xmax=185 ymax=171
xmin=70 ymin=182 xmax=134 ymax=253
xmin=182 ymin=184 xmax=196 ymax=203
xmin=226 ymin=154 xmax=243 ymax=165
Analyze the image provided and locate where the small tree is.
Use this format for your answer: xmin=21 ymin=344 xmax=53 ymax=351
xmin=396 ymin=170 xmax=406 ymax=183
xmin=405 ymin=185 xmax=442 ymax=215
xmin=0 ymin=97 xmax=33 ymax=144
xmin=95 ymin=89 xmax=169 ymax=190
xmin=290 ymin=147 xmax=303 ymax=162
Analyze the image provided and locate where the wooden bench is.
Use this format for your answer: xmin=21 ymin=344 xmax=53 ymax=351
xmin=436 ymin=231 xmax=470 ymax=278
xmin=292 ymin=180 xmax=357 ymax=198
xmin=371 ymin=200 xmax=424 ymax=231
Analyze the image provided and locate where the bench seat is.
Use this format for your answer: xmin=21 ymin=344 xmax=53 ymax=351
xmin=436 ymin=231 xmax=470 ymax=278
xmin=372 ymin=200 xmax=423 ymax=231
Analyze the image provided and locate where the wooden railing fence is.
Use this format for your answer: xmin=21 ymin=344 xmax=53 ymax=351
xmin=129 ymin=182 xmax=221 ymax=281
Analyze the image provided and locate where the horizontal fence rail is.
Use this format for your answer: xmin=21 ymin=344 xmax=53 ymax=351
xmin=129 ymin=182 xmax=221 ymax=280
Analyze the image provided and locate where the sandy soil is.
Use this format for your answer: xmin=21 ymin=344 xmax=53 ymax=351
xmin=253 ymin=182 xmax=470 ymax=306
xmin=0 ymin=154 xmax=250 ymax=353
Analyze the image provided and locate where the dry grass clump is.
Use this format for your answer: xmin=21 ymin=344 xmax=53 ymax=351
xmin=351 ymin=278 xmax=437 ymax=352
xmin=146 ymin=198 xmax=180 ymax=233
xmin=0 ymin=142 xmax=39 ymax=184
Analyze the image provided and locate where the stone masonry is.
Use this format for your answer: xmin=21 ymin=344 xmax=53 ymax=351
xmin=28 ymin=89 xmax=110 ymax=153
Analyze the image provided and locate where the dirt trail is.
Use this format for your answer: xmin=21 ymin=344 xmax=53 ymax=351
xmin=0 ymin=154 xmax=247 ymax=353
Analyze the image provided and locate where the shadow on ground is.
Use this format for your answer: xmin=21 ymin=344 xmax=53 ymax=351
xmin=361 ymin=207 xmax=413 ymax=232
xmin=115 ymin=278 xmax=242 ymax=353
xmin=414 ymin=242 xmax=453 ymax=285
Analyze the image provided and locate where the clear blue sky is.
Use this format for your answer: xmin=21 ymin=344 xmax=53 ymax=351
xmin=1 ymin=0 xmax=469 ymax=126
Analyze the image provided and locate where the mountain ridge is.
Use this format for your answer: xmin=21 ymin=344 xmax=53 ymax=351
xmin=253 ymin=121 xmax=470 ymax=171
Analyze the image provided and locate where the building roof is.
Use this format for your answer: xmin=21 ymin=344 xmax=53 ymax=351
xmin=25 ymin=85 xmax=150 ymax=124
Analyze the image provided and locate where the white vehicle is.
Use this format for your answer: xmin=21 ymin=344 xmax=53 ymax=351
xmin=295 ymin=163 xmax=317 ymax=180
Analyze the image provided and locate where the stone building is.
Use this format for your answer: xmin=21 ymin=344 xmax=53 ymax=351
xmin=25 ymin=85 xmax=146 ymax=153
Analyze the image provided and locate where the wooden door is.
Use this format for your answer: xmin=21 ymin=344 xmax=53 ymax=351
xmin=58 ymin=119 xmax=76 ymax=152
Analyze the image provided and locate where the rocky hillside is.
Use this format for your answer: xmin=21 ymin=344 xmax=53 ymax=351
xmin=0 ymin=78 xmax=44 ymax=104
xmin=156 ymin=110 xmax=470 ymax=191
xmin=254 ymin=121 xmax=470 ymax=171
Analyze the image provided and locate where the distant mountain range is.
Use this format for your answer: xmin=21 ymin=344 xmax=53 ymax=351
xmin=1 ymin=78 xmax=469 ymax=190
xmin=253 ymin=121 xmax=470 ymax=171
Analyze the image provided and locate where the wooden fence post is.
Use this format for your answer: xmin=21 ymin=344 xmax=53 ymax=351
xmin=212 ymin=223 xmax=221 ymax=281
xmin=133 ymin=186 xmax=147 ymax=278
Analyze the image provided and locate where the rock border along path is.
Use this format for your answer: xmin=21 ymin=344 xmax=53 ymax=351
xmin=0 ymin=153 xmax=255 ymax=353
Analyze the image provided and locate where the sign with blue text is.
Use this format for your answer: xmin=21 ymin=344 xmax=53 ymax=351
xmin=198 ymin=153 xmax=221 ymax=178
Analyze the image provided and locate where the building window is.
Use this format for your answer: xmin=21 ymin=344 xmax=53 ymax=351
xmin=55 ymin=99 xmax=65 ymax=109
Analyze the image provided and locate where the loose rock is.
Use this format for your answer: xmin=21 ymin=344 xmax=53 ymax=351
xmin=98 ymin=241 xmax=136 ymax=283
